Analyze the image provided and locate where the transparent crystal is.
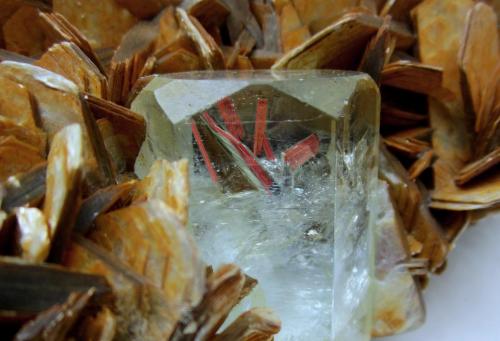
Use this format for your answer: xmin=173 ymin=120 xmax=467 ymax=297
xmin=132 ymin=71 xmax=380 ymax=341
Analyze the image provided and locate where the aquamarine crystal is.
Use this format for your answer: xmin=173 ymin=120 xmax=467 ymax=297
xmin=132 ymin=71 xmax=379 ymax=341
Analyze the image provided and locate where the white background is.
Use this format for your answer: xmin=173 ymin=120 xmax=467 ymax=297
xmin=382 ymin=213 xmax=500 ymax=341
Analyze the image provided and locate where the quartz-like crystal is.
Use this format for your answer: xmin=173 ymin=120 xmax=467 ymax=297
xmin=132 ymin=71 xmax=380 ymax=341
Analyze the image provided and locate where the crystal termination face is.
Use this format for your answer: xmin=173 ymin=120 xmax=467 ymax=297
xmin=132 ymin=71 xmax=380 ymax=341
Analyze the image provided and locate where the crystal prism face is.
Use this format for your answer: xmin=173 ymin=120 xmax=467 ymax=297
xmin=132 ymin=71 xmax=380 ymax=341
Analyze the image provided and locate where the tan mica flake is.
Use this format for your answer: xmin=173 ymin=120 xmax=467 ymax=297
xmin=412 ymin=0 xmax=474 ymax=102
xmin=155 ymin=48 xmax=203 ymax=73
xmin=0 ymin=76 xmax=37 ymax=128
xmin=43 ymin=124 xmax=84 ymax=261
xmin=188 ymin=0 xmax=230 ymax=29
xmin=36 ymin=42 xmax=107 ymax=98
xmin=91 ymin=200 xmax=205 ymax=308
xmin=2 ymin=6 xmax=48 ymax=57
xmin=0 ymin=61 xmax=84 ymax=142
xmin=431 ymin=158 xmax=500 ymax=210
xmin=273 ymin=13 xmax=413 ymax=70
xmin=176 ymin=7 xmax=225 ymax=70
xmin=0 ymin=136 xmax=44 ymax=181
xmin=458 ymin=2 xmax=499 ymax=132
xmin=52 ymin=0 xmax=137 ymax=50
xmin=292 ymin=0 xmax=359 ymax=33
xmin=214 ymin=308 xmax=281 ymax=341
xmin=15 ymin=207 xmax=50 ymax=262
xmin=133 ymin=159 xmax=190 ymax=225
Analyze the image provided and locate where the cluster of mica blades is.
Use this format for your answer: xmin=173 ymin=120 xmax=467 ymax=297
xmin=0 ymin=0 xmax=498 ymax=340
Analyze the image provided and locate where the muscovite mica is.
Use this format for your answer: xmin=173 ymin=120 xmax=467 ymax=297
xmin=132 ymin=71 xmax=380 ymax=341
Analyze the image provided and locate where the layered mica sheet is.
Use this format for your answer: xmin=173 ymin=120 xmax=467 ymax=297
xmin=133 ymin=71 xmax=379 ymax=341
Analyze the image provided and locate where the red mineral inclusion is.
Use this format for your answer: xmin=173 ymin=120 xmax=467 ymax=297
xmin=191 ymin=120 xmax=219 ymax=183
xmin=217 ymin=97 xmax=245 ymax=140
xmin=253 ymin=98 xmax=268 ymax=157
xmin=201 ymin=111 xmax=274 ymax=191
xmin=193 ymin=97 xmax=322 ymax=192
xmin=283 ymin=134 xmax=320 ymax=171
xmin=262 ymin=135 xmax=276 ymax=161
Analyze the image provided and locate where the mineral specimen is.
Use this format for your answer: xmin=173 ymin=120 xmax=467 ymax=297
xmin=0 ymin=0 xmax=498 ymax=339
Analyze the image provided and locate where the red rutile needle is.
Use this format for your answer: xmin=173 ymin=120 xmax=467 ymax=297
xmin=262 ymin=135 xmax=276 ymax=161
xmin=191 ymin=119 xmax=218 ymax=184
xmin=253 ymin=98 xmax=268 ymax=156
xmin=217 ymin=97 xmax=245 ymax=140
xmin=283 ymin=134 xmax=320 ymax=171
